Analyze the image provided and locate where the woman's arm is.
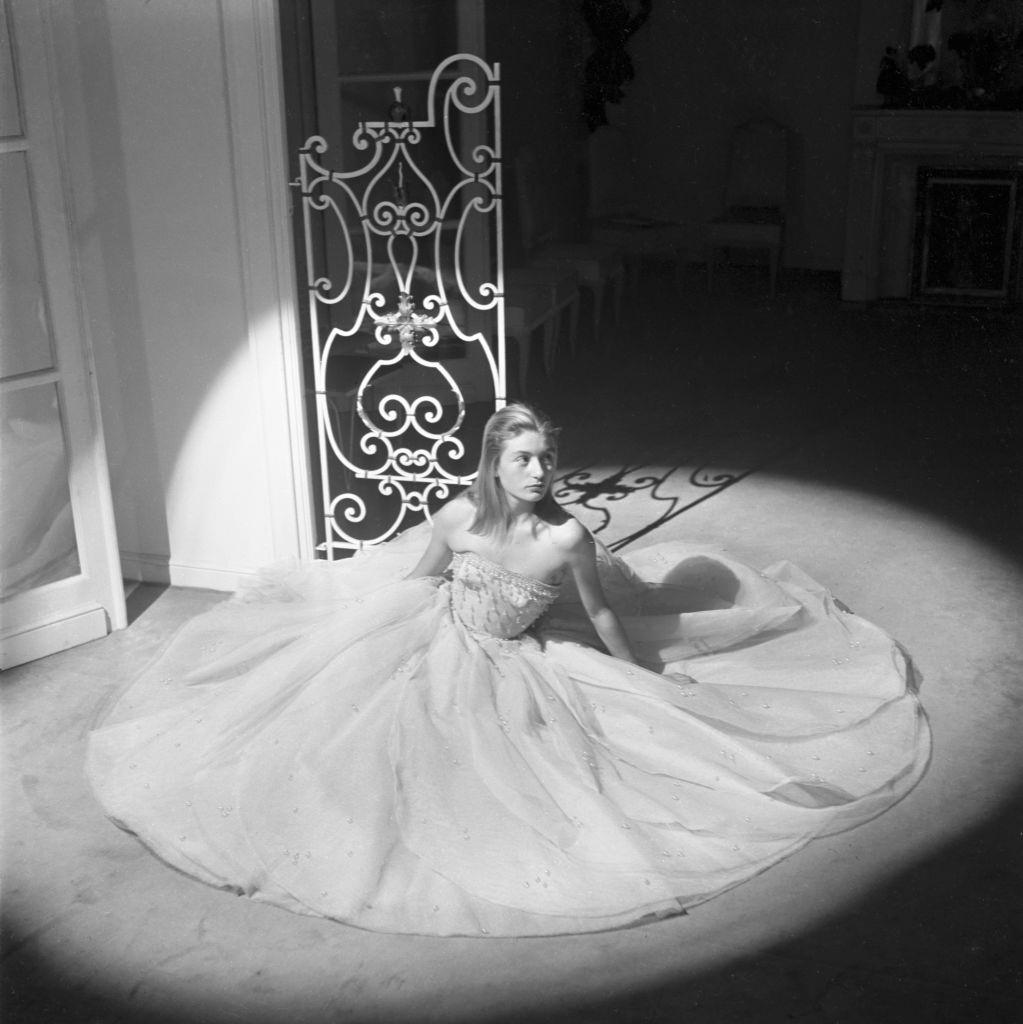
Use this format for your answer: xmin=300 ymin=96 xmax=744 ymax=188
xmin=564 ymin=526 xmax=638 ymax=664
xmin=405 ymin=524 xmax=452 ymax=579
xmin=404 ymin=499 xmax=465 ymax=579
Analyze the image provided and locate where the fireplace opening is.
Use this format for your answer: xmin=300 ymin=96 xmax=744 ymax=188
xmin=913 ymin=167 xmax=1022 ymax=305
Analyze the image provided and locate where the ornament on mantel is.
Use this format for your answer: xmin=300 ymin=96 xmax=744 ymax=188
xmin=581 ymin=0 xmax=653 ymax=132
xmin=387 ymin=86 xmax=412 ymax=123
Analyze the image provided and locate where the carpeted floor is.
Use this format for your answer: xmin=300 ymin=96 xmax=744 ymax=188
xmin=3 ymin=266 xmax=1021 ymax=1023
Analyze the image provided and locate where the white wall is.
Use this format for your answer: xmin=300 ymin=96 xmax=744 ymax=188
xmin=51 ymin=0 xmax=308 ymax=589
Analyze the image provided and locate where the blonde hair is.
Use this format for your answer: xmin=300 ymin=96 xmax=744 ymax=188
xmin=466 ymin=403 xmax=560 ymax=540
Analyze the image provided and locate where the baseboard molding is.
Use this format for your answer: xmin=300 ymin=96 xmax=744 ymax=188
xmin=0 ymin=604 xmax=109 ymax=671
xmin=119 ymin=550 xmax=258 ymax=592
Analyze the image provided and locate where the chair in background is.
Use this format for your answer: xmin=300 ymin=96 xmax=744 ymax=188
xmin=705 ymin=116 xmax=789 ymax=298
xmin=514 ymin=147 xmax=625 ymax=350
xmin=585 ymin=124 xmax=688 ymax=298
xmin=504 ymin=265 xmax=580 ymax=398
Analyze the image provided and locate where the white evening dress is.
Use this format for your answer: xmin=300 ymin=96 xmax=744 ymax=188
xmin=87 ymin=526 xmax=930 ymax=937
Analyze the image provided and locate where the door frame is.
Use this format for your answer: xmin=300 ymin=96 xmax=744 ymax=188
xmin=219 ymin=0 xmax=316 ymax=563
xmin=1 ymin=0 xmax=125 ymax=668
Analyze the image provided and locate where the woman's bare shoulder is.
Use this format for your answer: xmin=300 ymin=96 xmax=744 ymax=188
xmin=547 ymin=510 xmax=590 ymax=553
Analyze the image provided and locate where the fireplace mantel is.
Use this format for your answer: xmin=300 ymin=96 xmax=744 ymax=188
xmin=841 ymin=109 xmax=1023 ymax=302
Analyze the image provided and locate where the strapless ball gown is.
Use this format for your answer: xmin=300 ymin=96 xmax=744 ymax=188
xmin=87 ymin=527 xmax=930 ymax=937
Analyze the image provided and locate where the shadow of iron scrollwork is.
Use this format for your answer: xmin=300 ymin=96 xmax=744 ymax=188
xmin=553 ymin=462 xmax=754 ymax=552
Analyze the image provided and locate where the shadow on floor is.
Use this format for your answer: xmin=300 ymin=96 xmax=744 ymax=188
xmin=532 ymin=265 xmax=1021 ymax=566
xmin=492 ymin=795 xmax=1023 ymax=1024
xmin=125 ymin=582 xmax=170 ymax=626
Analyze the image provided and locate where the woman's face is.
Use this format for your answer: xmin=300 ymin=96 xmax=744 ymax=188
xmin=496 ymin=430 xmax=556 ymax=507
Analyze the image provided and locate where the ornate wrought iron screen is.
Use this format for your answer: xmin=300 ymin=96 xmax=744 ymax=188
xmin=292 ymin=54 xmax=505 ymax=557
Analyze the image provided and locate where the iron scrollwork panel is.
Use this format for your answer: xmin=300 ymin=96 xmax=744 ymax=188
xmin=293 ymin=54 xmax=505 ymax=556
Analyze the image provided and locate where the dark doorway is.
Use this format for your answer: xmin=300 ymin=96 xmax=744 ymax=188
xmin=277 ymin=2 xmax=500 ymax=555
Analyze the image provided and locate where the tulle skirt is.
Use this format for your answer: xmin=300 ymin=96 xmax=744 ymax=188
xmin=87 ymin=528 xmax=929 ymax=936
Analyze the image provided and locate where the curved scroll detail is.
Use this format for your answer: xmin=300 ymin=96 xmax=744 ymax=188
xmin=292 ymin=55 xmax=505 ymax=556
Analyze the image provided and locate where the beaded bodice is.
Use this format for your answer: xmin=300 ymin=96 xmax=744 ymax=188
xmin=449 ymin=552 xmax=560 ymax=639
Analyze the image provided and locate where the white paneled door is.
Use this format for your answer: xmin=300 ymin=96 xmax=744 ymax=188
xmin=0 ymin=0 xmax=125 ymax=669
